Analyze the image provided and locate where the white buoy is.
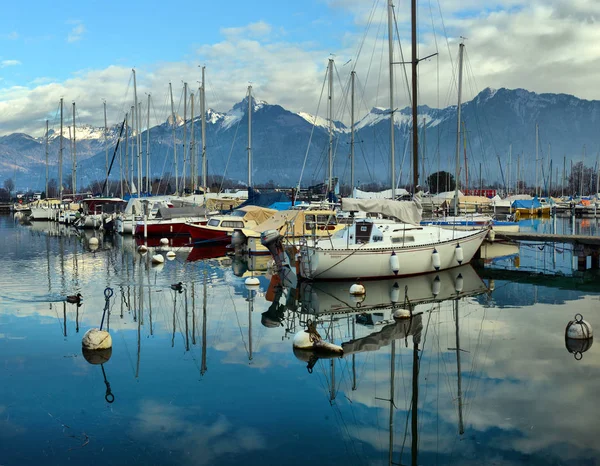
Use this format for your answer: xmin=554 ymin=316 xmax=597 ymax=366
xmin=390 ymin=282 xmax=400 ymax=303
xmin=82 ymin=328 xmax=112 ymax=351
xmin=151 ymin=254 xmax=165 ymax=264
xmin=431 ymin=249 xmax=441 ymax=270
xmin=455 ymin=244 xmax=464 ymax=264
xmin=245 ymin=276 xmax=260 ymax=289
xmin=432 ymin=275 xmax=441 ymax=297
xmin=390 ymin=251 xmax=400 ymax=275
xmin=454 ymin=273 xmax=464 ymax=293
xmin=393 ymin=308 xmax=411 ymax=319
xmin=488 ymin=229 xmax=496 ymax=242
xmin=137 ymin=244 xmax=148 ymax=254
xmin=89 ymin=237 xmax=99 ymax=246
xmin=349 ymin=283 xmax=365 ymax=296
xmin=166 ymin=251 xmax=176 ymax=260
xmin=160 ymin=237 xmax=169 ymax=246
xmin=293 ymin=330 xmax=343 ymax=354
xmin=488 ymin=279 xmax=495 ymax=291
xmin=566 ymin=314 xmax=593 ymax=340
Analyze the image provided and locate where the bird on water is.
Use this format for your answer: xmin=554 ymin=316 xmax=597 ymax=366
xmin=171 ymin=282 xmax=183 ymax=293
xmin=66 ymin=293 xmax=83 ymax=304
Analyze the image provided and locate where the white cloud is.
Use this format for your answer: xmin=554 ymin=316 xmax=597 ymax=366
xmin=221 ymin=21 xmax=272 ymax=39
xmin=1 ymin=60 xmax=21 ymax=68
xmin=67 ymin=21 xmax=85 ymax=43
xmin=2 ymin=1 xmax=600 ymax=137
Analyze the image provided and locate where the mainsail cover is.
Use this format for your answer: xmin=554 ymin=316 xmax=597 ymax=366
xmin=341 ymin=194 xmax=422 ymax=226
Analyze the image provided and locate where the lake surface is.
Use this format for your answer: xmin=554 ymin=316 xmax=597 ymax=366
xmin=1 ymin=215 xmax=599 ymax=465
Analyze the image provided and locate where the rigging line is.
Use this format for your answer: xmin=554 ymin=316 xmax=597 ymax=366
xmin=392 ymin=3 xmax=412 ymax=107
xmin=228 ymin=284 xmax=249 ymax=358
xmin=349 ymin=0 xmax=379 ymax=74
xmin=218 ymin=101 xmax=244 ymax=194
xmin=296 ymin=65 xmax=328 ymax=191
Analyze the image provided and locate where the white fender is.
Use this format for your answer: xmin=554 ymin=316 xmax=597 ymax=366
xmin=455 ymin=244 xmax=464 ymax=264
xmin=454 ymin=273 xmax=464 ymax=293
xmin=432 ymin=249 xmax=441 ymax=270
xmin=390 ymin=282 xmax=400 ymax=303
xmin=390 ymin=251 xmax=400 ymax=275
xmin=432 ymin=275 xmax=441 ymax=297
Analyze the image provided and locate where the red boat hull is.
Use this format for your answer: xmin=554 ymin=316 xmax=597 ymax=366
xmin=134 ymin=220 xmax=206 ymax=237
xmin=186 ymin=224 xmax=231 ymax=244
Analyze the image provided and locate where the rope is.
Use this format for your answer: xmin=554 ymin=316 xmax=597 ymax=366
xmin=100 ymin=287 xmax=114 ymax=330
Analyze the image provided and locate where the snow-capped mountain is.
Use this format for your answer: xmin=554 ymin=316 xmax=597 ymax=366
xmin=2 ymin=87 xmax=600 ymax=192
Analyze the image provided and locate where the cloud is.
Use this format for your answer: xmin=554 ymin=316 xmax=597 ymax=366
xmin=67 ymin=21 xmax=85 ymax=43
xmin=221 ymin=21 xmax=272 ymax=39
xmin=3 ymin=1 xmax=600 ymax=138
xmin=2 ymin=31 xmax=19 ymax=40
xmin=1 ymin=60 xmax=21 ymax=68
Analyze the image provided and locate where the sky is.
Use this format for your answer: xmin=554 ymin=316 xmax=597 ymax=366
xmin=2 ymin=0 xmax=600 ymax=137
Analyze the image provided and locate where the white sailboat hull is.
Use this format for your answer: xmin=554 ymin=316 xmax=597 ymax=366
xmin=299 ymin=227 xmax=488 ymax=280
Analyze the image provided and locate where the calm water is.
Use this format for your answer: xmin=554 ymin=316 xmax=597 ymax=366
xmin=1 ymin=215 xmax=599 ymax=465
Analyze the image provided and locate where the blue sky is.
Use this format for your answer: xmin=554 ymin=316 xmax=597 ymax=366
xmin=2 ymin=0 xmax=600 ymax=136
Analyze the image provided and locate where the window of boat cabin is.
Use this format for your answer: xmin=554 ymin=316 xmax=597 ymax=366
xmin=304 ymin=214 xmax=316 ymax=230
xmin=316 ymin=214 xmax=336 ymax=225
xmin=221 ymin=221 xmax=244 ymax=228
xmin=208 ymin=218 xmax=220 ymax=227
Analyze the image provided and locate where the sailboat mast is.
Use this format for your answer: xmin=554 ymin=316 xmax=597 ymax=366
xmin=183 ymin=82 xmax=188 ymax=193
xmin=411 ymin=0 xmax=419 ymax=190
xmin=45 ymin=120 xmax=49 ymax=197
xmin=248 ymin=85 xmax=253 ymax=188
xmin=124 ymin=113 xmax=128 ymax=195
xmin=59 ymin=98 xmax=63 ymax=199
xmin=104 ymin=101 xmax=108 ymax=196
xmin=350 ymin=70 xmax=356 ymax=197
xmin=535 ymin=123 xmax=539 ymax=197
xmin=387 ymin=0 xmax=396 ymax=198
xmin=133 ymin=69 xmax=141 ymax=197
xmin=169 ymin=83 xmax=178 ymax=194
xmin=454 ymin=299 xmax=465 ymax=434
xmin=72 ymin=102 xmax=76 ymax=197
xmin=146 ymin=93 xmax=151 ymax=194
xmin=454 ymin=42 xmax=464 ymax=217
xmin=328 ymin=58 xmax=334 ymax=195
xmin=201 ymin=67 xmax=207 ymax=192
xmin=131 ymin=105 xmax=135 ymax=194
xmin=388 ymin=339 xmax=396 ymax=465
xmin=191 ymin=92 xmax=196 ymax=192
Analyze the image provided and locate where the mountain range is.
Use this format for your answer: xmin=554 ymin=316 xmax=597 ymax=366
xmin=1 ymin=87 xmax=599 ymax=193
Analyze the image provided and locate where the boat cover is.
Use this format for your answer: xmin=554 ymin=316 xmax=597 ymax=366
xmin=341 ymin=195 xmax=422 ymax=225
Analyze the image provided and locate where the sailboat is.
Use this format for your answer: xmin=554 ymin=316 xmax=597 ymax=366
xmin=262 ymin=3 xmax=489 ymax=281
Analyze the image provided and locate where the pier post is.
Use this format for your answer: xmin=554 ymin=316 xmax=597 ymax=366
xmin=591 ymin=251 xmax=599 ymax=269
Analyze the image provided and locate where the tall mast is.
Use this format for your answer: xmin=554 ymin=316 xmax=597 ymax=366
xmin=247 ymin=85 xmax=253 ymax=188
xmin=596 ymin=152 xmax=599 ymax=196
xmin=387 ymin=0 xmax=396 ymax=198
xmin=146 ymin=93 xmax=151 ymax=194
xmin=103 ymin=100 xmax=108 ymax=196
xmin=454 ymin=298 xmax=465 ymax=435
xmin=120 ymin=113 xmax=125 ymax=199
xmin=581 ymin=145 xmax=586 ymax=195
xmin=131 ymin=105 xmax=135 ymax=194
xmin=169 ymin=82 xmax=178 ymax=194
xmin=133 ymin=69 xmax=141 ymax=197
xmin=454 ymin=42 xmax=464 ymax=216
xmin=59 ymin=98 xmax=63 ymax=199
xmin=190 ymin=92 xmax=196 ymax=192
xmin=327 ymin=58 xmax=334 ymax=195
xmin=535 ymin=123 xmax=539 ymax=197
xmin=562 ymin=155 xmax=566 ymax=198
xmin=72 ymin=101 xmax=76 ymax=197
xmin=45 ymin=120 xmax=49 ymax=197
xmin=350 ymin=70 xmax=356 ymax=197
xmin=183 ymin=82 xmax=188 ymax=193
xmin=508 ymin=144 xmax=512 ymax=196
xmin=124 ymin=113 xmax=128 ymax=195
xmin=201 ymin=67 xmax=207 ymax=192
xmin=411 ymin=0 xmax=419 ymax=190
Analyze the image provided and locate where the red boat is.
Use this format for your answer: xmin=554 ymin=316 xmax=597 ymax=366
xmin=134 ymin=206 xmax=208 ymax=237
xmin=186 ymin=206 xmax=276 ymax=245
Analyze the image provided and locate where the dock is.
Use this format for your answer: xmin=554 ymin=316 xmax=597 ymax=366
xmin=495 ymin=231 xmax=600 ymax=247
xmin=0 ymin=203 xmax=11 ymax=214
xmin=493 ymin=231 xmax=600 ymax=271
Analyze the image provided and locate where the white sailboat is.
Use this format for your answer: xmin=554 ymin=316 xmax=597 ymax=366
xmin=262 ymin=0 xmax=489 ymax=281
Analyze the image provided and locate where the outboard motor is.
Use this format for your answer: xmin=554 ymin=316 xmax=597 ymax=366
xmin=230 ymin=229 xmax=246 ymax=248
xmin=261 ymin=230 xmax=284 ymax=269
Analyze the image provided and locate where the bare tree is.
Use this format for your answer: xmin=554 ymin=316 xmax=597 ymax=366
xmin=3 ymin=178 xmax=15 ymax=194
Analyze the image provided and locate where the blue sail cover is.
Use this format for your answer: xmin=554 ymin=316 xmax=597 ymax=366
xmin=236 ymin=187 xmax=289 ymax=209
xmin=511 ymin=197 xmax=542 ymax=209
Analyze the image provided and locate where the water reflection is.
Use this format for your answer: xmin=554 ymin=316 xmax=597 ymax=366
xmin=1 ymin=215 xmax=600 ymax=465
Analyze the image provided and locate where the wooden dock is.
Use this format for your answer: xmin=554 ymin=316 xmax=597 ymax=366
xmin=0 ymin=203 xmax=11 ymax=214
xmin=495 ymin=231 xmax=600 ymax=247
